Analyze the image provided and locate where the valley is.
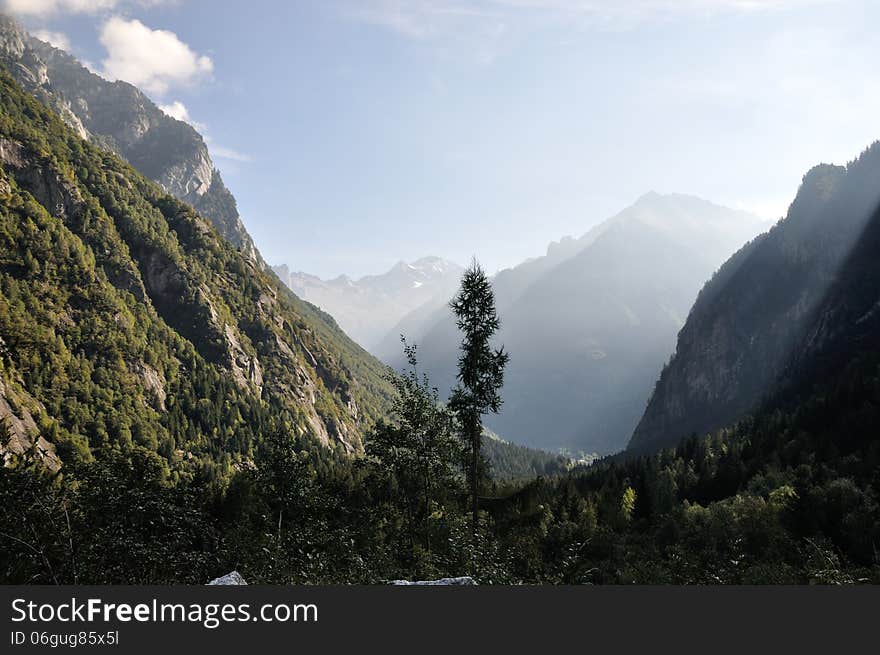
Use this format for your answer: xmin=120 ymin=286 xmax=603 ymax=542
xmin=0 ymin=9 xmax=878 ymax=587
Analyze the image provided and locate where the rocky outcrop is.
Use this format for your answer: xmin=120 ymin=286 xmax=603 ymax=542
xmin=390 ymin=576 xmax=477 ymax=585
xmin=0 ymin=136 xmax=83 ymax=221
xmin=0 ymin=15 xmax=263 ymax=268
xmin=224 ymin=323 xmax=263 ymax=394
xmin=207 ymin=571 xmax=247 ymax=585
xmin=629 ymin=147 xmax=880 ymax=455
xmin=131 ymin=362 xmax=167 ymax=412
xmin=2 ymin=135 xmax=147 ymax=303
xmin=0 ymin=373 xmax=60 ymax=471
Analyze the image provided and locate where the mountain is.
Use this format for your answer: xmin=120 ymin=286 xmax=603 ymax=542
xmin=273 ymin=256 xmax=463 ymax=352
xmin=0 ymin=15 xmax=262 ymax=266
xmin=629 ymin=144 xmax=880 ymax=455
xmin=387 ymin=193 xmax=770 ymax=455
xmin=0 ymin=66 xmax=392 ymax=472
xmin=371 ymin=237 xmax=587 ymax=364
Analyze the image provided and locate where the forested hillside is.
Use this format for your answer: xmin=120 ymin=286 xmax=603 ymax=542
xmin=0 ymin=67 xmax=392 ymax=477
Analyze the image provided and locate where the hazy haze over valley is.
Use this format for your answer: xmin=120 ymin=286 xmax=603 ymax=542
xmin=385 ymin=192 xmax=771 ymax=454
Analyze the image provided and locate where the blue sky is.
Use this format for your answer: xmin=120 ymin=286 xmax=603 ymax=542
xmin=7 ymin=1 xmax=880 ymax=278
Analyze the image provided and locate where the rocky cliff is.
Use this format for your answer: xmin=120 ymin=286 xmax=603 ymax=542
xmin=0 ymin=363 xmax=60 ymax=471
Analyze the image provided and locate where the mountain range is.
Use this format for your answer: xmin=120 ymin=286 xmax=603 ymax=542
xmin=273 ymin=256 xmax=463 ymax=352
xmin=386 ymin=192 xmax=770 ymax=455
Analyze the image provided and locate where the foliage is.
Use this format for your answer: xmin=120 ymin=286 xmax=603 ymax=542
xmin=361 ymin=339 xmax=464 ymax=568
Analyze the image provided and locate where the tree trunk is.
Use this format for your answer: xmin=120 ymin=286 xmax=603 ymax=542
xmin=423 ymin=462 xmax=431 ymax=553
xmin=471 ymin=412 xmax=478 ymax=552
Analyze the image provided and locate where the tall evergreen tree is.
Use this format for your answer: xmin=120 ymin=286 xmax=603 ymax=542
xmin=449 ymin=260 xmax=509 ymax=548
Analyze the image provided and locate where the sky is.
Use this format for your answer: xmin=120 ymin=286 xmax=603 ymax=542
xmin=6 ymin=0 xmax=880 ymax=278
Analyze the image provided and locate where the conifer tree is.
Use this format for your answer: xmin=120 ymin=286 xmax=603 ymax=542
xmin=449 ymin=259 xmax=509 ymax=549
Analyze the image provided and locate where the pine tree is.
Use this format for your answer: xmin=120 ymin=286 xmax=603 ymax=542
xmin=448 ymin=259 xmax=509 ymax=550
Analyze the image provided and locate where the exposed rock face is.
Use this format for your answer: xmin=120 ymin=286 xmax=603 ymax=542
xmin=0 ymin=374 xmax=60 ymax=472
xmin=0 ymin=136 xmax=83 ymax=221
xmin=224 ymin=324 xmax=263 ymax=394
xmin=207 ymin=571 xmax=247 ymax=585
xmin=629 ymin=148 xmax=880 ymax=455
xmin=390 ymin=576 xmax=477 ymax=585
xmin=132 ymin=362 xmax=167 ymax=412
xmin=0 ymin=15 xmax=263 ymax=268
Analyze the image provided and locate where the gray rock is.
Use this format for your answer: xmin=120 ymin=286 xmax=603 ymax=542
xmin=390 ymin=576 xmax=476 ymax=585
xmin=207 ymin=571 xmax=248 ymax=585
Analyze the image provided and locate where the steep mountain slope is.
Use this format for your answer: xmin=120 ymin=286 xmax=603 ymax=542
xmin=0 ymin=68 xmax=391 ymax=473
xmin=629 ymin=144 xmax=880 ymax=454
xmin=389 ymin=193 xmax=768 ymax=455
xmin=0 ymin=15 xmax=262 ymax=266
xmin=274 ymin=257 xmax=463 ymax=352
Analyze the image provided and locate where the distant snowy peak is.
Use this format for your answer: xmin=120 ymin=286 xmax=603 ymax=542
xmin=389 ymin=256 xmax=457 ymax=279
xmin=283 ymin=256 xmax=461 ymax=291
xmin=412 ymin=255 xmax=455 ymax=273
xmin=270 ymin=257 xmax=464 ymax=351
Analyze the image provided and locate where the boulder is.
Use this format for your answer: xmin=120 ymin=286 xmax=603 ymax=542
xmin=207 ymin=571 xmax=248 ymax=585
xmin=390 ymin=576 xmax=476 ymax=585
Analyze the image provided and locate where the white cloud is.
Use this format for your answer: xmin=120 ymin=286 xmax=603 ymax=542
xmin=206 ymin=140 xmax=253 ymax=163
xmin=32 ymin=28 xmax=71 ymax=51
xmin=349 ymin=0 xmax=838 ymax=39
xmin=3 ymin=0 xmax=117 ymax=15
xmin=158 ymin=101 xmax=252 ymax=163
xmin=487 ymin=0 xmax=830 ymax=14
xmin=158 ymin=99 xmax=204 ymax=129
xmin=99 ymin=17 xmax=213 ymax=95
xmin=3 ymin=0 xmax=177 ymax=17
xmin=343 ymin=0 xmax=838 ymax=67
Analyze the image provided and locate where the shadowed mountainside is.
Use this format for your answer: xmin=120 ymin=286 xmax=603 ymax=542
xmin=630 ymin=143 xmax=880 ymax=454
